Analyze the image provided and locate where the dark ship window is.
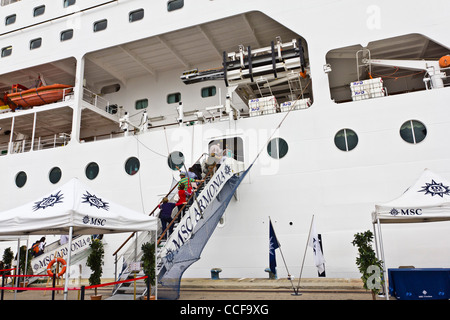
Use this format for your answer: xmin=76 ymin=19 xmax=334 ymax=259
xmin=5 ymin=14 xmax=16 ymax=26
xmin=30 ymin=38 xmax=42 ymax=50
xmin=168 ymin=151 xmax=185 ymax=171
xmin=33 ymin=5 xmax=45 ymax=17
xmin=86 ymin=162 xmax=99 ymax=180
xmin=49 ymin=167 xmax=62 ymax=184
xmin=125 ymin=157 xmax=140 ymax=176
xmin=93 ymin=19 xmax=108 ymax=32
xmin=201 ymin=86 xmax=216 ymax=98
xmin=135 ymin=99 xmax=148 ymax=110
xmin=167 ymin=0 xmax=184 ymax=12
xmin=60 ymin=29 xmax=74 ymax=42
xmin=63 ymin=0 xmax=76 ymax=8
xmin=267 ymin=138 xmax=289 ymax=159
xmin=1 ymin=46 xmax=12 ymax=58
xmin=400 ymin=120 xmax=427 ymax=144
xmin=15 ymin=171 xmax=27 ymax=188
xmin=129 ymin=9 xmax=144 ymax=22
xmin=167 ymin=92 xmax=181 ymax=104
xmin=334 ymin=129 xmax=358 ymax=151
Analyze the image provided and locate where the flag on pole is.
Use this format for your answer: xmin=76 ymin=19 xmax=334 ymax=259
xmin=269 ymin=219 xmax=280 ymax=275
xmin=308 ymin=219 xmax=326 ymax=274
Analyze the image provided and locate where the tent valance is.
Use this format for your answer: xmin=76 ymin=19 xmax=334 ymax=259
xmin=372 ymin=169 xmax=450 ymax=224
xmin=0 ymin=178 xmax=157 ymax=236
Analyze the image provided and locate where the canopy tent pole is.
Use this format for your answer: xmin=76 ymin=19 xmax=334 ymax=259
xmin=376 ymin=218 xmax=389 ymax=300
xmin=63 ymin=226 xmax=73 ymax=300
xmin=24 ymin=238 xmax=29 ymax=288
xmin=14 ymin=238 xmax=20 ymax=300
xmin=154 ymin=230 xmax=158 ymax=300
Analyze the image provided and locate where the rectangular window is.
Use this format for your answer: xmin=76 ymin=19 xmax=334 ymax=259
xmin=135 ymin=99 xmax=148 ymax=110
xmin=1 ymin=46 xmax=12 ymax=58
xmin=63 ymin=0 xmax=76 ymax=7
xmin=167 ymin=92 xmax=181 ymax=104
xmin=201 ymin=86 xmax=216 ymax=98
xmin=129 ymin=9 xmax=144 ymax=22
xmin=33 ymin=5 xmax=45 ymax=17
xmin=60 ymin=29 xmax=74 ymax=41
xmin=5 ymin=14 xmax=16 ymax=26
xmin=93 ymin=19 xmax=107 ymax=32
xmin=30 ymin=38 xmax=42 ymax=50
xmin=167 ymin=0 xmax=184 ymax=12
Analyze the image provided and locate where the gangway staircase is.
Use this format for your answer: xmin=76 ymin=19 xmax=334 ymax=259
xmin=27 ymin=234 xmax=93 ymax=285
xmin=111 ymin=157 xmax=246 ymax=299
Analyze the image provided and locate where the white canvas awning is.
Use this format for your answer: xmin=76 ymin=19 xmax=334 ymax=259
xmin=0 ymin=178 xmax=157 ymax=236
xmin=0 ymin=178 xmax=158 ymax=300
xmin=372 ymin=168 xmax=450 ymax=224
xmin=371 ymin=168 xmax=450 ymax=300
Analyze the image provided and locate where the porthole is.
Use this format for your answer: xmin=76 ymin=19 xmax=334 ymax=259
xmin=15 ymin=171 xmax=27 ymax=188
xmin=334 ymin=128 xmax=358 ymax=151
xmin=400 ymin=120 xmax=427 ymax=144
xmin=167 ymin=151 xmax=185 ymax=170
xmin=129 ymin=9 xmax=144 ymax=22
xmin=267 ymin=138 xmax=288 ymax=159
xmin=49 ymin=167 xmax=62 ymax=184
xmin=125 ymin=157 xmax=140 ymax=176
xmin=85 ymin=162 xmax=99 ymax=180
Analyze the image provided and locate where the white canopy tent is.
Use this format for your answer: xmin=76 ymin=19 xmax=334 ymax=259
xmin=372 ymin=168 xmax=450 ymax=299
xmin=0 ymin=178 xmax=158 ymax=300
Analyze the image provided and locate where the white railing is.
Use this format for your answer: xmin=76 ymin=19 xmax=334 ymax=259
xmin=0 ymin=134 xmax=70 ymax=156
xmin=1 ymin=0 xmax=20 ymax=6
xmin=83 ymin=88 xmax=111 ymax=114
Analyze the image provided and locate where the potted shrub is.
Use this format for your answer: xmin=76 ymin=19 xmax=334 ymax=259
xmin=86 ymin=238 xmax=104 ymax=300
xmin=1 ymin=248 xmax=14 ymax=283
xmin=352 ymin=230 xmax=384 ymax=300
xmin=141 ymin=241 xmax=155 ymax=299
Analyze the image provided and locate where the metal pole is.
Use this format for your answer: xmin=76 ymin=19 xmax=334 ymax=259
xmin=14 ymin=238 xmax=20 ymax=300
xmin=52 ymin=274 xmax=56 ymax=301
xmin=24 ymin=239 xmax=29 ymax=288
xmin=376 ymin=219 xmax=389 ymax=300
xmin=154 ymin=230 xmax=157 ymax=300
xmin=296 ymin=215 xmax=314 ymax=294
xmin=64 ymin=227 xmax=73 ymax=300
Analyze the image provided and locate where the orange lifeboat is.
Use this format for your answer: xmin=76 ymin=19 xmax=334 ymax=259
xmin=7 ymin=84 xmax=72 ymax=108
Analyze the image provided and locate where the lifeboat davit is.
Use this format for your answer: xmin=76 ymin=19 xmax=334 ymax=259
xmin=7 ymin=84 xmax=72 ymax=108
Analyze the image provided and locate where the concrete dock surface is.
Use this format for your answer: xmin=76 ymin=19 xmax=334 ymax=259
xmin=0 ymin=277 xmax=378 ymax=301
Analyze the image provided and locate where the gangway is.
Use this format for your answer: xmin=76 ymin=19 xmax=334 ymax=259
xmin=111 ymin=157 xmax=246 ymax=299
xmin=26 ymin=234 xmax=93 ymax=285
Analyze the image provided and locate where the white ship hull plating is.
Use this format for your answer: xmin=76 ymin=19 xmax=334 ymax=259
xmin=0 ymin=0 xmax=449 ymax=281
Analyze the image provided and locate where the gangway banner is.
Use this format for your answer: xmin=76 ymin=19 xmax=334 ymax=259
xmin=31 ymin=235 xmax=92 ymax=274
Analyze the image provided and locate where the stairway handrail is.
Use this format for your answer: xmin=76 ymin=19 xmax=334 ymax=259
xmin=157 ymin=164 xmax=215 ymax=245
xmin=112 ymin=152 xmax=208 ymax=257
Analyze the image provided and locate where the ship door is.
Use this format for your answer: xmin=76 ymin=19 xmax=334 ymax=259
xmin=208 ymin=137 xmax=243 ymax=162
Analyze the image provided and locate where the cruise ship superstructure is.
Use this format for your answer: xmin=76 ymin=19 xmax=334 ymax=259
xmin=0 ymin=0 xmax=450 ymax=286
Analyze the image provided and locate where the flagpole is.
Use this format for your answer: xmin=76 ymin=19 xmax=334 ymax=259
xmin=295 ymin=214 xmax=314 ymax=295
xmin=268 ymin=217 xmax=297 ymax=295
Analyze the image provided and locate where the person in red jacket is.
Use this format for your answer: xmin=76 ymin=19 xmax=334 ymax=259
xmin=175 ymin=183 xmax=187 ymax=221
